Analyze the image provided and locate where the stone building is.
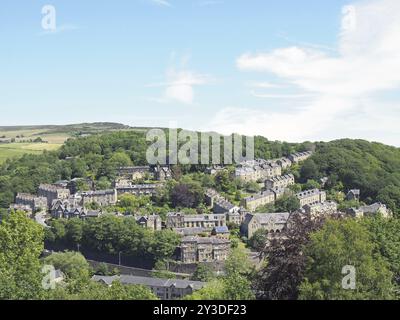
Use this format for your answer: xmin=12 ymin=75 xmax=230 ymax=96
xmin=38 ymin=184 xmax=70 ymax=207
xmin=117 ymin=166 xmax=152 ymax=180
xmin=241 ymin=212 xmax=290 ymax=239
xmin=275 ymin=157 xmax=292 ymax=169
xmin=226 ymin=210 xmax=247 ymax=225
xmin=288 ymin=151 xmax=313 ymax=163
xmin=92 ymin=275 xmax=205 ymax=300
xmin=153 ymin=165 xmax=172 ymax=181
xmin=81 ymin=189 xmax=118 ymax=206
xmin=166 ymin=213 xmax=226 ymax=229
xmin=347 ymin=203 xmax=392 ymax=219
xmin=15 ymin=193 xmax=48 ymax=212
xmin=115 ymin=182 xmax=161 ymax=196
xmin=303 ymin=201 xmax=338 ymax=218
xmin=234 ymin=160 xmax=282 ymax=182
xmin=296 ymin=189 xmax=327 ymax=207
xmin=265 ymin=174 xmax=295 ymax=190
xmin=270 ymin=187 xmax=286 ymax=200
xmin=135 ymin=214 xmax=162 ymax=231
xmin=180 ymin=236 xmax=231 ymax=263
xmin=241 ymin=190 xmax=275 ymax=212
xmin=205 ymin=189 xmax=239 ymax=214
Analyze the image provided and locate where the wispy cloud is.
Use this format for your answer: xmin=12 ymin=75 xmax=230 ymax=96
xmin=149 ymin=0 xmax=172 ymax=7
xmin=208 ymin=0 xmax=400 ymax=146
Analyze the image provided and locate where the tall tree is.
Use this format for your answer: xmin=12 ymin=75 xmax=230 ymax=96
xmin=0 ymin=211 xmax=45 ymax=300
xmin=299 ymin=219 xmax=395 ymax=300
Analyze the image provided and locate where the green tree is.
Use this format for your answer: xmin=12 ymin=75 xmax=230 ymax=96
xmin=299 ymin=219 xmax=395 ymax=300
xmin=192 ymin=264 xmax=215 ymax=282
xmin=248 ymin=229 xmax=268 ymax=251
xmin=43 ymin=251 xmax=91 ymax=282
xmin=0 ymin=211 xmax=45 ymax=299
xmin=275 ymin=194 xmax=300 ymax=213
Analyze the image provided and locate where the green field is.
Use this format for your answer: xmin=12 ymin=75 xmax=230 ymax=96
xmin=0 ymin=143 xmax=62 ymax=163
xmin=0 ymin=122 xmax=137 ymax=164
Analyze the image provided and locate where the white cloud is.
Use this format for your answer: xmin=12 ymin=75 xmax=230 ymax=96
xmin=148 ymin=63 xmax=213 ymax=105
xmin=213 ymin=0 xmax=400 ymax=145
xmin=164 ymin=69 xmax=212 ymax=104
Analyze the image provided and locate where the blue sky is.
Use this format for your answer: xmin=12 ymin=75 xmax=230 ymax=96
xmin=1 ymin=0 xmax=399 ymax=146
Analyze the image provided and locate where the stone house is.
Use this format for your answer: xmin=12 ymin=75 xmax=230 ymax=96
xmin=265 ymin=174 xmax=295 ymax=190
xmin=92 ymin=275 xmax=205 ymax=300
xmin=81 ymin=189 xmax=118 ymax=206
xmin=241 ymin=190 xmax=275 ymax=212
xmin=38 ymin=184 xmax=70 ymax=207
xmin=15 ymin=193 xmax=48 ymax=212
xmin=166 ymin=213 xmax=226 ymax=229
xmin=303 ymin=201 xmax=338 ymax=218
xmin=180 ymin=236 xmax=231 ymax=263
xmin=296 ymin=189 xmax=327 ymax=207
xmin=288 ymin=151 xmax=313 ymax=163
xmin=347 ymin=203 xmax=392 ymax=219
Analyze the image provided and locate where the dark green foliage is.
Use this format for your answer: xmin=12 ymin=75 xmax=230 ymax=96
xmin=305 ymin=139 xmax=400 ymax=216
xmin=45 ymin=215 xmax=181 ymax=262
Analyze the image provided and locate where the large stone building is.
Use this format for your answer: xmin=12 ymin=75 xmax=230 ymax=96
xmin=265 ymin=174 xmax=295 ymax=190
xmin=180 ymin=236 xmax=231 ymax=263
xmin=81 ymin=189 xmax=118 ymax=206
xmin=296 ymin=189 xmax=327 ymax=207
xmin=166 ymin=213 xmax=226 ymax=229
xmin=303 ymin=201 xmax=338 ymax=218
xmin=15 ymin=193 xmax=48 ymax=212
xmin=241 ymin=190 xmax=275 ymax=212
xmin=241 ymin=212 xmax=290 ymax=238
xmin=234 ymin=160 xmax=282 ymax=182
xmin=92 ymin=275 xmax=205 ymax=300
xmin=38 ymin=184 xmax=70 ymax=207
xmin=288 ymin=151 xmax=313 ymax=163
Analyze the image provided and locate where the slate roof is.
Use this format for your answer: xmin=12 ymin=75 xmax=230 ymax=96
xmin=92 ymin=275 xmax=205 ymax=290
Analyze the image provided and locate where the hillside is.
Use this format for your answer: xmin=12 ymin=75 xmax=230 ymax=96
xmin=299 ymin=139 xmax=400 ymax=215
xmin=0 ymin=129 xmax=399 ymax=216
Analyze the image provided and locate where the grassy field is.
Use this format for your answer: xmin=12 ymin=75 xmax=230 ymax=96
xmin=0 ymin=122 xmax=136 ymax=164
xmin=0 ymin=143 xmax=61 ymax=163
